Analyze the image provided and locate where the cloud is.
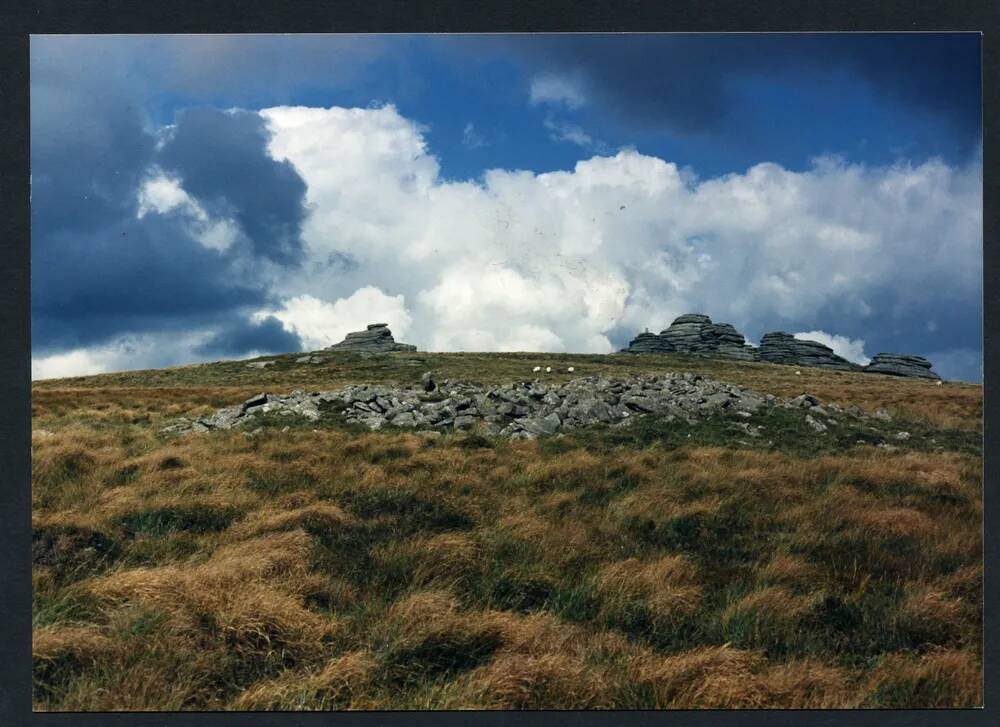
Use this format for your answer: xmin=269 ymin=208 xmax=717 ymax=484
xmin=498 ymin=34 xmax=981 ymax=141
xmin=157 ymin=107 xmax=308 ymax=264
xmin=923 ymin=347 xmax=982 ymax=383
xmin=462 ymin=122 xmax=486 ymax=149
xmin=30 ymin=44 xmax=310 ymax=358
xmin=257 ymin=288 xmax=413 ymax=352
xmin=793 ymin=330 xmax=870 ymax=365
xmin=31 ymin=330 xmax=221 ymax=380
xmin=195 ymin=315 xmax=303 ymax=357
xmin=529 ymin=72 xmax=586 ymax=109
xmin=542 ymin=116 xmax=607 ymax=152
xmin=254 ymin=104 xmax=980 ymax=372
xmin=32 ymin=84 xmax=982 ymax=372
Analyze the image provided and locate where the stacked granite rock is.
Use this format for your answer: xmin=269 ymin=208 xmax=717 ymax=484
xmin=622 ymin=330 xmax=675 ymax=353
xmin=325 ymin=323 xmax=417 ymax=353
xmin=658 ymin=313 xmax=714 ymax=351
xmin=758 ymin=332 xmax=859 ymax=372
xmin=703 ymin=322 xmax=760 ymax=361
xmin=865 ymin=353 xmax=940 ymax=380
xmin=621 ymin=313 xmax=942 ymax=379
xmin=623 ymin=314 xmax=758 ymax=360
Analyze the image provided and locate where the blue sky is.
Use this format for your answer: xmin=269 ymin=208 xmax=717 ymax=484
xmin=31 ymin=34 xmax=983 ymax=380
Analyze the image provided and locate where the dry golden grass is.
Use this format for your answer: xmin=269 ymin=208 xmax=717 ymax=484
xmin=596 ymin=555 xmax=703 ymax=623
xmin=31 ymin=356 xmax=982 ymax=710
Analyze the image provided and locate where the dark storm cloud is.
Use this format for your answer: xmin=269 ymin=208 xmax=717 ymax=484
xmin=157 ymin=108 xmax=308 ymax=264
xmin=31 ymin=42 xmax=157 ymax=234
xmin=453 ymin=33 xmax=981 ymax=140
xmin=30 ymin=38 xmax=308 ymax=354
xmin=31 ymin=215 xmax=267 ymax=353
xmin=195 ymin=315 xmax=303 ymax=358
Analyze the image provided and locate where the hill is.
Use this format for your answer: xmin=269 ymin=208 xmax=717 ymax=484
xmin=32 ymin=350 xmax=982 ymax=709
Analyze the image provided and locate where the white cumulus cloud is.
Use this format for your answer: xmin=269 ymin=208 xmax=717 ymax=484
xmin=793 ymin=330 xmax=871 ymax=365
xmin=529 ymin=73 xmax=586 ymax=109
xmin=256 ymin=287 xmax=412 ymax=352
xmin=256 ymin=103 xmax=980 ymax=362
xmin=40 ymin=102 xmax=981 ymax=380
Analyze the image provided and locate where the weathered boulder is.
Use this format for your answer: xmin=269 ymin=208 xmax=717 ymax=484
xmin=623 ymin=313 xmax=758 ymax=360
xmin=326 ymin=323 xmax=417 ymax=353
xmin=660 ymin=313 xmax=714 ymax=351
xmin=621 ymin=330 xmax=675 ymax=353
xmin=758 ymin=332 xmax=859 ymax=372
xmin=864 ymin=353 xmax=940 ymax=380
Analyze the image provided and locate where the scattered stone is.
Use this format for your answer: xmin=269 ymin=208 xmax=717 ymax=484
xmin=163 ymin=371 xmax=905 ymax=442
xmin=894 ymin=431 xmax=911 ymax=441
xmin=865 ymin=353 xmax=941 ymax=380
xmin=804 ymin=414 xmax=828 ymax=433
xmin=790 ymin=393 xmax=820 ymax=408
xmin=567 ymin=367 xmax=575 ymax=373
xmin=326 ymin=323 xmax=417 ymax=353
xmin=245 ymin=361 xmax=276 ymax=369
xmin=872 ymin=408 xmax=893 ymax=422
xmin=421 ymin=371 xmax=437 ymax=392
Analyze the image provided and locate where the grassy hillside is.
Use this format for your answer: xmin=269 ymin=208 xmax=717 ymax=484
xmin=32 ymin=351 xmax=983 ymax=709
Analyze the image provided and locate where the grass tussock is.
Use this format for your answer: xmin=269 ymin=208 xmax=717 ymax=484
xmin=31 ymin=354 xmax=981 ymax=709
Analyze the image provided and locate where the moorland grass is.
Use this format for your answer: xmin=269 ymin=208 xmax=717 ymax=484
xmin=30 ymin=353 xmax=982 ymax=709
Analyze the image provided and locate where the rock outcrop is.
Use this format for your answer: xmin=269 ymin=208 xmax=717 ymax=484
xmin=622 ymin=313 xmax=940 ymax=379
xmin=325 ymin=323 xmax=416 ymax=353
xmin=622 ymin=330 xmax=675 ymax=353
xmin=864 ymin=353 xmax=940 ymax=380
xmin=623 ymin=314 xmax=758 ymax=360
xmin=758 ymin=332 xmax=859 ymax=372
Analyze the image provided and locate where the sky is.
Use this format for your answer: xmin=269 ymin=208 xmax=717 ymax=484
xmin=30 ymin=33 xmax=983 ymax=381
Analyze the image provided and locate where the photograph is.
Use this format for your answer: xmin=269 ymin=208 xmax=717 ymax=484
xmin=29 ymin=32 xmax=983 ymax=710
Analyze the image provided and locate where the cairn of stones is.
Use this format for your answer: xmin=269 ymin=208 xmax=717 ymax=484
xmin=622 ymin=313 xmax=940 ymax=379
xmin=325 ymin=323 xmax=417 ymax=353
xmin=163 ymin=371 xmax=907 ymax=443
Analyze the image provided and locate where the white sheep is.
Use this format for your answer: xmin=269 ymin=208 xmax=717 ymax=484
xmin=794 ymin=370 xmax=801 ymax=375
xmin=532 ymin=366 xmax=541 ymax=373
xmin=545 ymin=366 xmax=552 ymax=373
xmin=567 ymin=366 xmax=575 ymax=373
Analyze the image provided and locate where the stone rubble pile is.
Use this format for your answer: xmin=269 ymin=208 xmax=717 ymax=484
xmin=161 ymin=371 xmax=896 ymax=441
